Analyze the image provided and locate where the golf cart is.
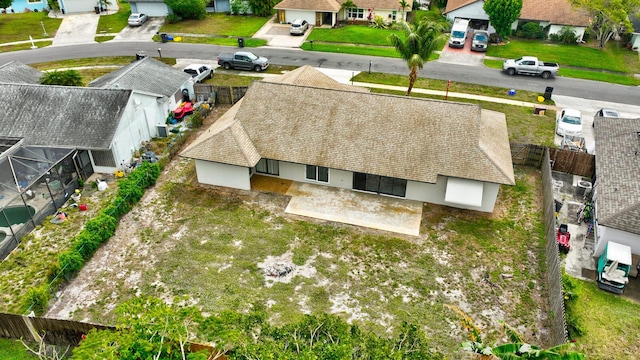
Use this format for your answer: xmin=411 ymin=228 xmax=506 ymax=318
xmin=597 ymin=242 xmax=632 ymax=294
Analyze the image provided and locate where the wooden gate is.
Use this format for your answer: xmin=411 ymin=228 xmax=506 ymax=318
xmin=549 ymin=148 xmax=594 ymax=178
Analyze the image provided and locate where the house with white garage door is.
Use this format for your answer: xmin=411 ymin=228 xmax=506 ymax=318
xmin=274 ymin=0 xmax=410 ymax=27
xmin=445 ymin=0 xmax=590 ymax=40
xmin=129 ymin=0 xmax=231 ymax=16
xmin=180 ymin=67 xmax=515 ymax=213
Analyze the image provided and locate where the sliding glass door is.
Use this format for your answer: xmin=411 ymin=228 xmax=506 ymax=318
xmin=353 ymin=172 xmax=406 ymax=197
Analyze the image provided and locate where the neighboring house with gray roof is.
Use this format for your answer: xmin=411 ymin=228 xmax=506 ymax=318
xmin=444 ymin=0 xmax=590 ymax=41
xmin=0 ymin=61 xmax=43 ymax=84
xmin=181 ymin=67 xmax=514 ymax=212
xmin=0 ymin=84 xmax=163 ymax=174
xmin=593 ymin=117 xmax=640 ymax=256
xmin=274 ymin=0 xmax=409 ymax=27
xmin=89 ymin=57 xmax=193 ymax=122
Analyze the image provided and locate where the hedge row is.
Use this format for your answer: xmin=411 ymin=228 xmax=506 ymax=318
xmin=24 ymin=162 xmax=161 ymax=315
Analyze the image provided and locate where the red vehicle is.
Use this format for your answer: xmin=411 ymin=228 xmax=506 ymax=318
xmin=557 ymin=224 xmax=570 ymax=252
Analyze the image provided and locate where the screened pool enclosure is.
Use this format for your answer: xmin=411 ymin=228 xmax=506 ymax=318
xmin=0 ymin=137 xmax=92 ymax=260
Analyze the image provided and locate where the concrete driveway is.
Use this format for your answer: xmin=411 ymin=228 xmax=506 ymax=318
xmin=113 ymin=18 xmax=165 ymax=42
xmin=253 ymin=19 xmax=309 ymax=48
xmin=552 ymin=94 xmax=640 ymax=154
xmin=437 ymin=33 xmax=485 ymax=66
xmin=52 ymin=12 xmax=100 ymax=46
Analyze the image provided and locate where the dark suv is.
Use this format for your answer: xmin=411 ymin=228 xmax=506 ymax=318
xmin=471 ymin=30 xmax=489 ymax=52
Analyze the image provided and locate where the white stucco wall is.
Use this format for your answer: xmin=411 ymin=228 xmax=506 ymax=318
xmin=406 ymin=175 xmax=500 ymax=212
xmin=195 ymin=160 xmax=251 ymax=190
xmin=109 ymin=95 xmax=160 ymax=169
xmin=284 ymin=10 xmax=315 ymax=24
xmin=594 ymin=226 xmax=640 ymax=256
xmin=548 ymin=25 xmax=586 ymax=42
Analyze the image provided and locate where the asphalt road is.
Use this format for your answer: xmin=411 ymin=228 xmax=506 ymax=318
xmin=1 ymin=42 xmax=639 ymax=105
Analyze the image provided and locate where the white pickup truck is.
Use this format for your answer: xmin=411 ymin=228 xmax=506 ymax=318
xmin=183 ymin=64 xmax=213 ymax=83
xmin=502 ymin=56 xmax=559 ymax=79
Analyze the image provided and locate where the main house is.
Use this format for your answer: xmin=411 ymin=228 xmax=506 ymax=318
xmin=593 ymin=117 xmax=640 ymax=256
xmin=274 ymin=0 xmax=410 ymax=27
xmin=444 ymin=0 xmax=590 ymax=41
xmin=180 ymin=66 xmax=515 ymax=213
xmin=129 ymin=0 xmax=231 ymax=16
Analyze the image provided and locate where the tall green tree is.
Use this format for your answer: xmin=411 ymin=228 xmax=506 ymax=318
xmin=0 ymin=0 xmax=12 ymax=10
xmin=248 ymin=0 xmax=275 ymax=17
xmin=164 ymin=0 xmax=206 ymax=20
xmin=388 ymin=19 xmax=447 ymax=95
xmin=571 ymin=0 xmax=640 ymax=48
xmin=399 ymin=0 xmax=410 ymax=21
xmin=40 ymin=70 xmax=83 ymax=87
xmin=483 ymin=0 xmax=523 ymax=39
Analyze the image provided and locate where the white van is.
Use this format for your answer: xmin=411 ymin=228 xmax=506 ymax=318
xmin=448 ymin=18 xmax=469 ymax=48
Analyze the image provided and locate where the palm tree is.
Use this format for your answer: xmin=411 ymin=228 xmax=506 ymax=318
xmin=398 ymin=0 xmax=410 ymax=22
xmin=40 ymin=70 xmax=84 ymax=87
xmin=388 ymin=19 xmax=446 ymax=96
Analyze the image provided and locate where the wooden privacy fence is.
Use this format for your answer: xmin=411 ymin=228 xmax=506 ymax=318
xmin=194 ymin=84 xmax=248 ymax=105
xmin=511 ymin=143 xmax=595 ymax=178
xmin=0 ymin=312 xmax=112 ymax=345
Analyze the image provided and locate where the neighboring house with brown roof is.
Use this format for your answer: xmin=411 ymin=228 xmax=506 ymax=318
xmin=444 ymin=0 xmax=590 ymax=41
xmin=274 ymin=0 xmax=410 ymax=27
xmin=593 ymin=117 xmax=640 ymax=256
xmin=180 ymin=66 xmax=515 ymax=213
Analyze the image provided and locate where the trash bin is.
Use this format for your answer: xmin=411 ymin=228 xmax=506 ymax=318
xmin=238 ymin=37 xmax=244 ymax=48
xmin=94 ymin=6 xmax=100 ymax=14
xmin=161 ymin=33 xmax=168 ymax=43
xmin=544 ymin=86 xmax=554 ymax=100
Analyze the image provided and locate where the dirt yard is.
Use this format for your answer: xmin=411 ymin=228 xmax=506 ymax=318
xmin=44 ymin=106 xmax=550 ymax=357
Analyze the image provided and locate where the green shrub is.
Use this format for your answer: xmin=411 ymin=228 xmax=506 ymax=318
xmin=166 ymin=13 xmax=181 ymax=24
xmin=518 ymin=22 xmax=544 ymax=39
xmin=74 ymin=231 xmax=101 ymax=259
xmin=165 ymin=0 xmax=206 ymax=20
xmin=556 ymin=26 xmax=578 ymax=44
xmin=59 ymin=250 xmax=84 ymax=274
xmin=84 ymin=213 xmax=118 ymax=243
xmin=24 ymin=286 xmax=49 ymax=315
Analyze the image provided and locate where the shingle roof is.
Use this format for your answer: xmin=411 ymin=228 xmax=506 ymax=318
xmin=0 ymin=84 xmax=131 ymax=149
xmin=594 ymin=118 xmax=640 ymax=235
xmin=520 ymin=0 xmax=590 ymax=26
xmin=181 ymin=81 xmax=514 ymax=186
xmin=88 ymin=57 xmax=191 ymax=97
xmin=0 ymin=61 xmax=43 ymax=84
xmin=275 ymin=0 xmax=341 ymax=12
xmin=445 ymin=0 xmax=590 ymax=26
xmin=262 ymin=65 xmax=369 ymax=92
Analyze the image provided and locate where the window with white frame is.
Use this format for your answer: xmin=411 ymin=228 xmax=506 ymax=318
xmin=27 ymin=0 xmax=42 ymax=3
xmin=347 ymin=8 xmax=364 ymax=19
xmin=392 ymin=10 xmax=397 ymax=21
xmin=306 ymin=165 xmax=329 ymax=182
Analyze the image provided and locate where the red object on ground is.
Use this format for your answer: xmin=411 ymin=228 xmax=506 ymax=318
xmin=173 ymin=101 xmax=193 ymax=120
xmin=557 ymin=224 xmax=570 ymax=252
xmin=173 ymin=106 xmax=185 ymax=119
xmin=79 ymin=204 xmax=87 ymax=211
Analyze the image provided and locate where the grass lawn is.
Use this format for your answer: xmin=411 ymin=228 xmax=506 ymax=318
xmin=567 ymin=278 xmax=640 ymax=359
xmin=307 ymin=25 xmax=404 ymax=46
xmin=153 ymin=35 xmax=267 ymax=47
xmin=486 ymin=39 xmax=639 ymax=73
xmin=38 ymin=162 xmax=549 ymax=358
xmin=301 ymin=42 xmax=401 ymax=58
xmin=0 ymin=41 xmax=52 ymax=53
xmin=96 ymin=0 xmax=131 ymax=34
xmin=160 ymin=13 xmax=269 ymax=37
xmin=0 ymin=338 xmax=36 ymax=359
xmin=0 ymin=12 xmax=62 ymax=42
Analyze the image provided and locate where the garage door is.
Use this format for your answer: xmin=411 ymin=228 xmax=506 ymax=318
xmin=285 ymin=10 xmax=315 ymax=25
xmin=135 ymin=2 xmax=169 ymax=16
xmin=61 ymin=0 xmax=95 ymax=13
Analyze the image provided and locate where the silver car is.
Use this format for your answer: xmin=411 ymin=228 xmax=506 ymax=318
xmin=128 ymin=13 xmax=148 ymax=27
xmin=290 ymin=19 xmax=309 ymax=35
xmin=471 ymin=30 xmax=489 ymax=52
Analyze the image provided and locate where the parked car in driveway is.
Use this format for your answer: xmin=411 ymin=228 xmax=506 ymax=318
xmin=556 ymin=108 xmax=583 ymax=136
xmin=593 ymin=108 xmax=620 ymax=127
xmin=290 ymin=19 xmax=309 ymax=35
xmin=183 ymin=64 xmax=213 ymax=83
xmin=471 ymin=30 xmax=489 ymax=52
xmin=128 ymin=13 xmax=148 ymax=27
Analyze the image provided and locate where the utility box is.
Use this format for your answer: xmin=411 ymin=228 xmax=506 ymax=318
xmin=576 ymin=180 xmax=592 ymax=198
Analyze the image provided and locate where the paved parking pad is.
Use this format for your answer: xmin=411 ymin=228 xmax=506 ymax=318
xmin=285 ymin=182 xmax=423 ymax=236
